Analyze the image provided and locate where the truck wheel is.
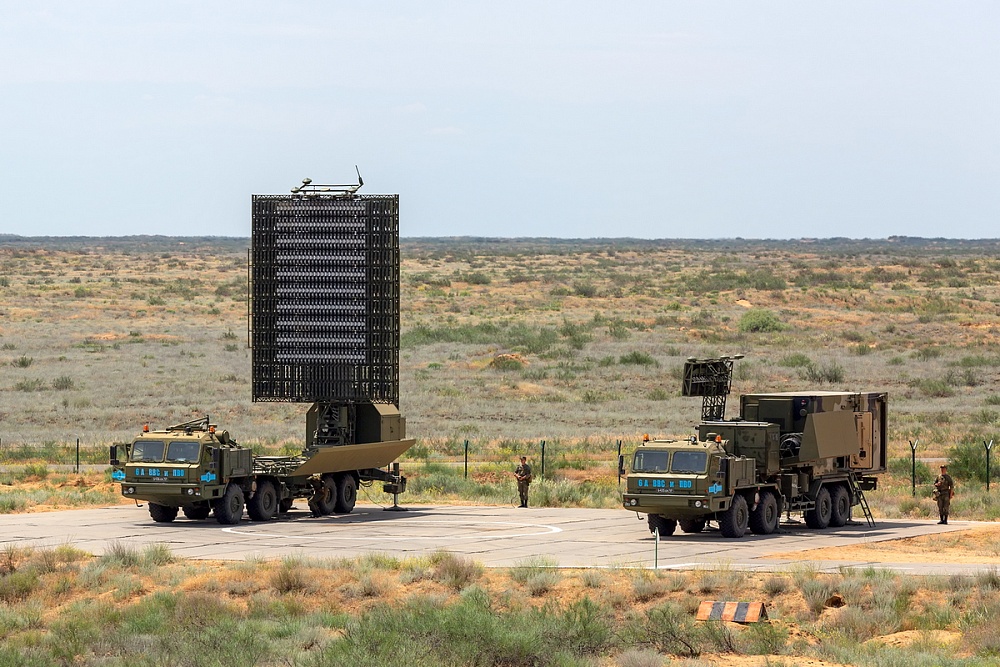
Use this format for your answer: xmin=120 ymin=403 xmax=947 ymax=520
xmin=148 ymin=503 xmax=178 ymax=523
xmin=214 ymin=484 xmax=245 ymax=525
xmin=647 ymin=514 xmax=677 ymax=536
xmin=749 ymin=491 xmax=779 ymax=535
xmin=829 ymin=484 xmax=851 ymax=527
xmin=247 ymin=480 xmax=278 ymax=521
xmin=805 ymin=487 xmax=832 ymax=529
xmin=719 ymin=495 xmax=749 ymax=538
xmin=182 ymin=503 xmax=211 ymax=520
xmin=678 ymin=518 xmax=707 ymax=534
xmin=334 ymin=474 xmax=358 ymax=514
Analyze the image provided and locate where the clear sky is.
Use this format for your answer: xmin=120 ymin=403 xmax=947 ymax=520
xmin=1 ymin=2 xmax=997 ymax=239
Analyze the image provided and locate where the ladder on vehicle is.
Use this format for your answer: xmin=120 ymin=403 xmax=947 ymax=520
xmin=849 ymin=473 xmax=875 ymax=527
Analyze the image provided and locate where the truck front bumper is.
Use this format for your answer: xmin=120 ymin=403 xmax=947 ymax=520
xmin=120 ymin=482 xmax=211 ymax=505
xmin=623 ymin=492 xmax=726 ymax=516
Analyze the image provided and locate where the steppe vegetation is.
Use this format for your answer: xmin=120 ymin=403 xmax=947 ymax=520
xmin=3 ymin=542 xmax=1000 ymax=666
xmin=4 ymin=236 xmax=1000 ymax=666
xmin=2 ymin=236 xmax=1000 ymax=518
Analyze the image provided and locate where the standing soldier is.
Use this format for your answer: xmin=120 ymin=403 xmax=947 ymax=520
xmin=514 ymin=455 xmax=533 ymax=508
xmin=933 ymin=464 xmax=955 ymax=524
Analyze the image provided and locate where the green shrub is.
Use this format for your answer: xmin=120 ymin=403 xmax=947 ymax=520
xmin=801 ymin=362 xmax=845 ymax=384
xmin=778 ymin=353 xmax=812 ymax=368
xmin=430 ymin=551 xmax=482 ymax=591
xmin=913 ymin=347 xmax=942 ymax=361
xmin=646 ymin=388 xmax=670 ymax=401
xmin=910 ymin=378 xmax=954 ymax=398
xmin=737 ymin=309 xmax=785 ymax=333
xmin=14 ymin=379 xmax=46 ymax=392
xmin=11 ymin=356 xmax=33 ymax=368
xmin=888 ymin=457 xmax=933 ymax=484
xmin=51 ymin=376 xmax=76 ymax=390
xmin=619 ymin=351 xmax=658 ymax=366
xmin=947 ymin=441 xmax=994 ymax=483
xmin=463 ymin=272 xmax=492 ymax=285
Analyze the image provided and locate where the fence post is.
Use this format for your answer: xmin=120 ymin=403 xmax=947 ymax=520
xmin=617 ymin=439 xmax=622 ymax=485
xmin=540 ymin=440 xmax=546 ymax=479
xmin=464 ymin=440 xmax=469 ymax=479
xmin=909 ymin=440 xmax=918 ymax=497
xmin=76 ymin=438 xmax=80 ymax=474
xmin=986 ymin=440 xmax=994 ymax=492
xmin=654 ymin=526 xmax=659 ymax=569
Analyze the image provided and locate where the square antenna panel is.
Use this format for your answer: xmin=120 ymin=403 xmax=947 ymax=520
xmin=681 ymin=358 xmax=735 ymax=397
xmin=250 ymin=194 xmax=400 ymax=403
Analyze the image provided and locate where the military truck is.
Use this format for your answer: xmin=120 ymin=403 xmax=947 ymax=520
xmin=113 ymin=176 xmax=416 ymax=524
xmin=112 ymin=413 xmax=412 ymax=524
xmin=621 ymin=357 xmax=886 ymax=538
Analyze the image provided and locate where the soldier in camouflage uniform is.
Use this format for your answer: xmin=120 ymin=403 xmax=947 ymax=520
xmin=933 ymin=464 xmax=954 ymax=525
xmin=514 ymin=456 xmax=532 ymax=508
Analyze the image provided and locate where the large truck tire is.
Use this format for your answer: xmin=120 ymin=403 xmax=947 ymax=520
xmin=149 ymin=503 xmax=178 ymax=523
xmin=829 ymin=484 xmax=851 ymax=527
xmin=182 ymin=503 xmax=211 ymax=520
xmin=805 ymin=486 xmax=832 ymax=529
xmin=678 ymin=518 xmax=707 ymax=534
xmin=647 ymin=514 xmax=677 ymax=536
xmin=248 ymin=480 xmax=278 ymax=522
xmin=749 ymin=490 xmax=779 ymax=535
xmin=214 ymin=483 xmax=245 ymax=525
xmin=719 ymin=494 xmax=749 ymax=538
xmin=334 ymin=474 xmax=357 ymax=514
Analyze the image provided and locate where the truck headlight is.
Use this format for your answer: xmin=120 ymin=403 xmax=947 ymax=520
xmin=694 ymin=500 xmax=702 ymax=508
xmin=187 ymin=488 xmax=195 ymax=495
xmin=126 ymin=486 xmax=135 ymax=494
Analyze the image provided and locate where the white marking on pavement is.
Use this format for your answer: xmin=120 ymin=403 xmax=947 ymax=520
xmin=221 ymin=519 xmax=563 ymax=542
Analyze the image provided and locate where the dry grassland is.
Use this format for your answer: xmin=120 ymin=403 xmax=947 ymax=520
xmin=2 ymin=237 xmax=1000 ymax=517
xmin=3 ymin=543 xmax=1000 ymax=665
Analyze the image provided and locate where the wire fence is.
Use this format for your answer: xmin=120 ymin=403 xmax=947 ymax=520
xmin=0 ymin=436 xmax=629 ymax=481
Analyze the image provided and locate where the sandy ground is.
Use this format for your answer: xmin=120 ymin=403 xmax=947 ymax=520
xmin=769 ymin=523 xmax=1000 ymax=564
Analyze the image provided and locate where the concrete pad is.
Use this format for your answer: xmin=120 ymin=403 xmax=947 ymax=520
xmin=0 ymin=504 xmax=988 ymax=574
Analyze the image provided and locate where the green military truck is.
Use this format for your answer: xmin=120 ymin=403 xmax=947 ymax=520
xmin=111 ymin=179 xmax=418 ymax=525
xmin=621 ymin=357 xmax=886 ymax=538
xmin=111 ymin=412 xmax=413 ymax=524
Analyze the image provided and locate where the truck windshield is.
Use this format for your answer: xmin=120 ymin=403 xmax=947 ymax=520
xmin=632 ymin=450 xmax=669 ymax=473
xmin=130 ymin=440 xmax=165 ymax=463
xmin=166 ymin=441 xmax=201 ymax=463
xmin=670 ymin=451 xmax=708 ymax=473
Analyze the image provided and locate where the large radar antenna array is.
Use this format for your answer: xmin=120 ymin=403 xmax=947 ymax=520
xmin=681 ymin=354 xmax=744 ymax=421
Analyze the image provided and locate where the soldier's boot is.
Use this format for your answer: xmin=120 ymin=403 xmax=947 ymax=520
xmin=942 ymin=514 xmax=948 ymax=525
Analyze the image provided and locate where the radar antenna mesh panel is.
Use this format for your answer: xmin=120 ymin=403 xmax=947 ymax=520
xmin=250 ymin=194 xmax=399 ymax=404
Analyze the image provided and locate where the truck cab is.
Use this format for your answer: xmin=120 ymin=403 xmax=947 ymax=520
xmin=112 ymin=417 xmax=249 ymax=522
xmin=624 ymin=436 xmax=752 ymax=520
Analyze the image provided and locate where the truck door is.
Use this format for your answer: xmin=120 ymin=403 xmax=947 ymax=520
xmin=851 ymin=410 xmax=874 ymax=469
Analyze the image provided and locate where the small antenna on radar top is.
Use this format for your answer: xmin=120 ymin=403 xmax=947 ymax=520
xmin=290 ymin=166 xmax=364 ymax=196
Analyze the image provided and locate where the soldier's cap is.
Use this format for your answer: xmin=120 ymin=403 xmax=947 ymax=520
xmin=940 ymin=465 xmax=947 ymax=469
